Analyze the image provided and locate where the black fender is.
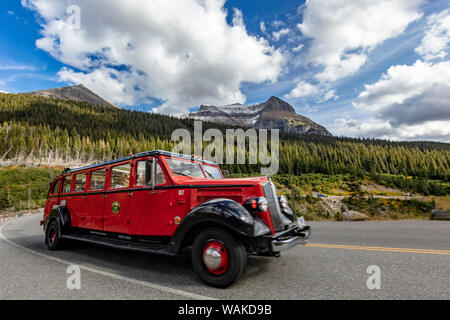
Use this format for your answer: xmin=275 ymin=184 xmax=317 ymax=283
xmin=43 ymin=206 xmax=72 ymax=235
xmin=168 ymin=198 xmax=264 ymax=253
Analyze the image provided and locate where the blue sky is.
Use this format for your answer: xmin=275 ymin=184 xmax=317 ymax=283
xmin=1 ymin=0 xmax=449 ymax=141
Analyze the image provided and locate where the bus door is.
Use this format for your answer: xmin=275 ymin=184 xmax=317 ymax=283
xmin=104 ymin=163 xmax=132 ymax=234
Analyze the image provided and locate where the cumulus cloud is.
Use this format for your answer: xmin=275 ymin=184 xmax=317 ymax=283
xmin=331 ymin=117 xmax=450 ymax=142
xmin=329 ymin=7 xmax=450 ymax=142
xmin=298 ymin=0 xmax=424 ymax=82
xmin=284 ymin=80 xmax=319 ymax=99
xmin=285 ymin=80 xmax=340 ymax=102
xmin=285 ymin=79 xmax=341 ymax=103
xmin=315 ymin=54 xmax=367 ymax=82
xmin=415 ymin=8 xmax=450 ymax=61
xmin=334 ymin=60 xmax=450 ymax=141
xmin=22 ymin=0 xmax=285 ymax=114
xmin=355 ymin=60 xmax=450 ymax=115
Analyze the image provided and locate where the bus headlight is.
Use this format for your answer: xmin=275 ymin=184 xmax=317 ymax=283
xmin=245 ymin=197 xmax=269 ymax=213
xmin=257 ymin=197 xmax=268 ymax=212
xmin=297 ymin=216 xmax=306 ymax=228
xmin=278 ymin=195 xmax=288 ymax=209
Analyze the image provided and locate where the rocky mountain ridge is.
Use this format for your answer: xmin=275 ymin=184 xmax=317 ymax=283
xmin=184 ymin=96 xmax=331 ymax=135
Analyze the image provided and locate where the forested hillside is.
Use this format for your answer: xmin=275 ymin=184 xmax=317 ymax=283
xmin=0 ymin=92 xmax=449 ymax=213
xmin=1 ymin=92 xmax=448 ymax=181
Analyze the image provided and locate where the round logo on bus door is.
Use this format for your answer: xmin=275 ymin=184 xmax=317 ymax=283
xmin=111 ymin=201 xmax=121 ymax=214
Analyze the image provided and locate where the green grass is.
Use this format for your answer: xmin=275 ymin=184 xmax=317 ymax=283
xmin=371 ymin=174 xmax=450 ymax=196
xmin=0 ymin=166 xmax=61 ymax=211
xmin=343 ymin=196 xmax=435 ymax=220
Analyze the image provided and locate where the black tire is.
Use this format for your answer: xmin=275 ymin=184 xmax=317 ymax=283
xmin=45 ymin=220 xmax=64 ymax=250
xmin=191 ymin=228 xmax=246 ymax=288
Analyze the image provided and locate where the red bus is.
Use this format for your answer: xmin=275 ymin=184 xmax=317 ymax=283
xmin=42 ymin=150 xmax=310 ymax=287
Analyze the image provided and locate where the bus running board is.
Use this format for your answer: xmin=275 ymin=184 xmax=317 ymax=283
xmin=61 ymin=233 xmax=176 ymax=256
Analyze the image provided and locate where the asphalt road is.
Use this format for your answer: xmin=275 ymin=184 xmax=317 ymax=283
xmin=0 ymin=214 xmax=449 ymax=300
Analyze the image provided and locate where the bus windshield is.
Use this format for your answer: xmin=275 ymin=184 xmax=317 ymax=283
xmin=165 ymin=158 xmax=222 ymax=179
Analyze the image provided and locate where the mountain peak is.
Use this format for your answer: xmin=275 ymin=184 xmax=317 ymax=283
xmin=263 ymin=96 xmax=295 ymax=113
xmin=184 ymin=96 xmax=331 ymax=136
xmin=267 ymin=96 xmax=283 ymax=102
xmin=24 ymin=84 xmax=120 ymax=109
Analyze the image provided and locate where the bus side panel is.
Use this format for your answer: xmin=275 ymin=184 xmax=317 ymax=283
xmin=130 ymin=188 xmax=174 ymax=236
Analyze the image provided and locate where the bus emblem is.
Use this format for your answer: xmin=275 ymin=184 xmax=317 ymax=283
xmin=111 ymin=201 xmax=121 ymax=214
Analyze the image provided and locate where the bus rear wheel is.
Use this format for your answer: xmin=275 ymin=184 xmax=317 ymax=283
xmin=45 ymin=220 xmax=64 ymax=250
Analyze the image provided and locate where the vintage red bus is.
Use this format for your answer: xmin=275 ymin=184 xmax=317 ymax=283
xmin=42 ymin=150 xmax=310 ymax=287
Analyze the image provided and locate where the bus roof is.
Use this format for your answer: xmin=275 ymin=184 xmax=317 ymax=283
xmin=62 ymin=150 xmax=218 ymax=175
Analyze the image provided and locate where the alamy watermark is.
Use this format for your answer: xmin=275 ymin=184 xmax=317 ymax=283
xmin=171 ymin=121 xmax=279 ymax=175
xmin=66 ymin=5 xmax=81 ymax=30
xmin=66 ymin=265 xmax=81 ymax=290
xmin=366 ymin=265 xmax=381 ymax=290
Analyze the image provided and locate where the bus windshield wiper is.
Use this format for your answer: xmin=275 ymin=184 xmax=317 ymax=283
xmin=172 ymin=170 xmax=191 ymax=177
xmin=204 ymin=170 xmax=215 ymax=179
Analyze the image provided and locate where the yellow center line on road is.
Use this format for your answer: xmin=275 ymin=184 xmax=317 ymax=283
xmin=304 ymin=243 xmax=450 ymax=255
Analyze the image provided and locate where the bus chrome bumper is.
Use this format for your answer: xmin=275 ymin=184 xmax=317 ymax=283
xmin=271 ymin=226 xmax=310 ymax=252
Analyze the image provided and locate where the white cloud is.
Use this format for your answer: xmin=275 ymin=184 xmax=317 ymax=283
xmin=284 ymin=80 xmax=319 ymax=99
xmin=331 ymin=6 xmax=450 ymax=143
xmin=331 ymin=117 xmax=450 ymax=142
xmin=298 ymin=0 xmax=424 ymax=82
xmin=272 ymin=28 xmax=290 ymax=42
xmin=292 ymin=44 xmax=304 ymax=52
xmin=315 ymin=54 xmax=367 ymax=82
xmin=271 ymin=20 xmax=285 ymax=29
xmin=355 ymin=60 xmax=450 ymax=114
xmin=336 ymin=60 xmax=450 ymax=141
xmin=285 ymin=81 xmax=339 ymax=102
xmin=58 ymin=66 xmax=145 ymax=106
xmin=415 ymin=8 xmax=450 ymax=61
xmin=23 ymin=0 xmax=285 ymax=114
xmin=317 ymin=89 xmax=338 ymax=103
xmin=260 ymin=21 xmax=266 ymax=33
xmin=0 ymin=63 xmax=36 ymax=71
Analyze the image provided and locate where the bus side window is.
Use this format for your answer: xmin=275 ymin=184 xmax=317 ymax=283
xmin=90 ymin=169 xmax=107 ymax=191
xmin=136 ymin=159 xmax=166 ymax=186
xmin=74 ymin=173 xmax=87 ymax=192
xmin=50 ymin=179 xmax=61 ymax=195
xmin=62 ymin=175 xmax=72 ymax=194
xmin=110 ymin=163 xmax=131 ymax=189
xmin=136 ymin=160 xmax=151 ymax=186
